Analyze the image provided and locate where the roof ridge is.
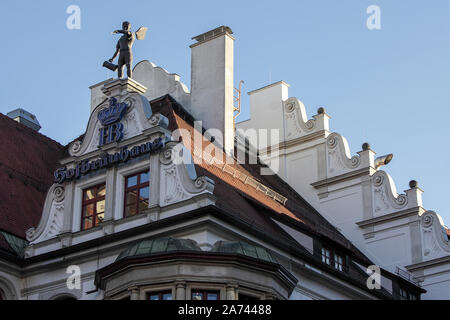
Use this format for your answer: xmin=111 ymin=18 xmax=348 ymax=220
xmin=0 ymin=113 xmax=64 ymax=149
xmin=192 ymin=149 xmax=289 ymax=206
xmin=155 ymin=95 xmax=370 ymax=261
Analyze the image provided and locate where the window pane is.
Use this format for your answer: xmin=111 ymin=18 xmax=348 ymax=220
xmin=139 ymin=201 xmax=148 ymax=212
xmin=139 ymin=187 xmax=150 ymax=201
xmin=149 ymin=294 xmax=160 ymax=300
xmin=334 ymin=254 xmax=343 ymax=271
xmin=83 ymin=204 xmax=95 ymax=217
xmin=400 ymin=288 xmax=408 ymax=300
xmin=83 ymin=216 xmax=93 ymax=230
xmin=125 ymin=205 xmax=137 ymax=217
xmin=126 ymin=190 xmax=138 ymax=205
xmin=96 ymin=212 xmax=104 ymax=225
xmin=127 ymin=175 xmax=138 ymax=187
xmin=84 ymin=189 xmax=95 ymax=200
xmin=321 ymin=248 xmax=331 ymax=265
xmin=97 ymin=185 xmax=106 ymax=197
xmin=96 ymin=200 xmax=105 ymax=214
xmin=207 ymin=293 xmax=218 ymax=300
xmin=141 ymin=171 xmax=150 ymax=184
xmin=162 ymin=293 xmax=172 ymax=300
xmin=191 ymin=292 xmax=203 ymax=300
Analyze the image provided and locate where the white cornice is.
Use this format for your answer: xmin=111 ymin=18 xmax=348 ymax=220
xmin=356 ymin=207 xmax=424 ymax=229
xmin=247 ymin=81 xmax=290 ymax=96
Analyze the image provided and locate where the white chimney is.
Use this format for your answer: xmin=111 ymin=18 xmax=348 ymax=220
xmin=190 ymin=26 xmax=235 ymax=155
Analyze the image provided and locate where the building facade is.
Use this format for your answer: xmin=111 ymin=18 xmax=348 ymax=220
xmin=0 ymin=26 xmax=438 ymax=300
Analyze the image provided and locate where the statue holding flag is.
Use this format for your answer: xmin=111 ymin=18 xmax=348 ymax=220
xmin=103 ymin=21 xmax=148 ymax=79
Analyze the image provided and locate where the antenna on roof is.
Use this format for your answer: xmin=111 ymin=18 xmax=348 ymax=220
xmin=233 ymin=80 xmax=244 ymax=129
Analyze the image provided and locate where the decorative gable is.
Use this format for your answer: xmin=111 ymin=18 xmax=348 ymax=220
xmin=25 ymin=78 xmax=215 ymax=256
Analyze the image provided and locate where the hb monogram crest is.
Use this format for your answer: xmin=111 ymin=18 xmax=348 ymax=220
xmin=98 ymin=97 xmax=128 ymax=147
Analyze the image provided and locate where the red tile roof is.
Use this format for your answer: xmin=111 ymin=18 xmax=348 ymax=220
xmin=153 ymin=95 xmax=370 ymax=261
xmin=0 ymin=95 xmax=370 ymax=264
xmin=0 ymin=114 xmax=66 ymax=240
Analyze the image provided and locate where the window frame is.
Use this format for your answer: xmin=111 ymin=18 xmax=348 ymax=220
xmin=191 ymin=290 xmax=221 ymax=301
xmin=334 ymin=252 xmax=344 ymax=272
xmin=321 ymin=247 xmax=331 ymax=266
xmin=399 ymin=287 xmax=408 ymax=300
xmin=147 ymin=290 xmax=173 ymax=301
xmin=399 ymin=286 xmax=419 ymax=301
xmin=123 ymin=170 xmax=150 ymax=218
xmin=81 ymin=182 xmax=106 ymax=231
xmin=317 ymin=243 xmax=347 ymax=273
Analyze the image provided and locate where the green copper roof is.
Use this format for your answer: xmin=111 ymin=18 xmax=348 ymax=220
xmin=0 ymin=231 xmax=28 ymax=258
xmin=210 ymin=241 xmax=278 ymax=263
xmin=116 ymin=238 xmax=278 ymax=264
xmin=116 ymin=237 xmax=202 ymax=261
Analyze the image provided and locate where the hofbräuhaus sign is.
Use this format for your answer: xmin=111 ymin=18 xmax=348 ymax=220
xmin=54 ymin=97 xmax=165 ymax=184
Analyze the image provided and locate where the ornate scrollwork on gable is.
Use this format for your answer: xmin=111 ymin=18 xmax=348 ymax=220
xmin=69 ymin=90 xmax=155 ymax=158
xmin=69 ymin=140 xmax=82 ymax=155
xmin=371 ymin=171 xmax=408 ymax=216
xmin=121 ymin=100 xmax=142 ymax=140
xmin=149 ymin=113 xmax=169 ymax=128
xmin=326 ymin=133 xmax=361 ymax=177
xmin=26 ymin=185 xmax=66 ymax=244
xmin=421 ymin=211 xmax=450 ymax=259
xmin=283 ymin=98 xmax=316 ymax=140
xmin=159 ymin=142 xmax=215 ymax=207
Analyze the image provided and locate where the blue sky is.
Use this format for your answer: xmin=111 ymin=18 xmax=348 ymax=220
xmin=0 ymin=1 xmax=449 ymax=223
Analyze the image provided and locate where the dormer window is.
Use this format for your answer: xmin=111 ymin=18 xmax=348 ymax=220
xmin=124 ymin=171 xmax=150 ymax=217
xmin=334 ymin=253 xmax=344 ymax=272
xmin=81 ymin=183 xmax=106 ymax=230
xmin=321 ymin=248 xmax=331 ymax=265
xmin=319 ymin=246 xmax=346 ymax=272
xmin=399 ymin=287 xmax=418 ymax=300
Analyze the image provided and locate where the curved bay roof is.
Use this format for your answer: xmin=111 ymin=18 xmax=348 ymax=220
xmin=116 ymin=237 xmax=202 ymax=261
xmin=116 ymin=237 xmax=278 ymax=264
xmin=210 ymin=241 xmax=278 ymax=263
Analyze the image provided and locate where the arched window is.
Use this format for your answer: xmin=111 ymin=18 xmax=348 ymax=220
xmin=0 ymin=277 xmax=17 ymax=300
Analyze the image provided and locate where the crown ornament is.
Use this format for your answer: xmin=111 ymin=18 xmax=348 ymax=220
xmin=98 ymin=97 xmax=129 ymax=126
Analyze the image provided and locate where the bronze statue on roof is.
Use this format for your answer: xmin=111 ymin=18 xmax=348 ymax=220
xmin=103 ymin=21 xmax=148 ymax=79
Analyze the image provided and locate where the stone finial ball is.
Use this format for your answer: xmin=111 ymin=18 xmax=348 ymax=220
xmin=362 ymin=143 xmax=370 ymax=151
xmin=409 ymin=180 xmax=418 ymax=189
xmin=317 ymin=107 xmax=325 ymax=114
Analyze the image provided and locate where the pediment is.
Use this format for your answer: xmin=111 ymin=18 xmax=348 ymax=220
xmin=69 ymin=80 xmax=162 ymax=158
